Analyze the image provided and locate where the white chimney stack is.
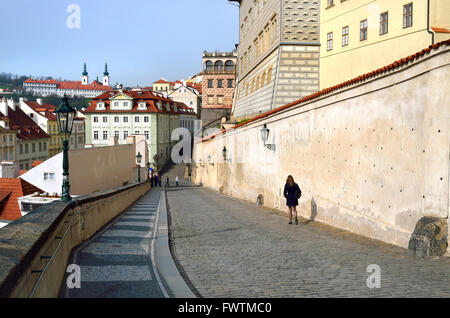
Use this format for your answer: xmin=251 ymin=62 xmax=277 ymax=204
xmin=0 ymin=98 xmax=8 ymax=117
xmin=36 ymin=98 xmax=42 ymax=105
xmin=6 ymin=98 xmax=15 ymax=111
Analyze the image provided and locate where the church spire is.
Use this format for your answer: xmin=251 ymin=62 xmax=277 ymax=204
xmin=103 ymin=62 xmax=109 ymax=76
xmin=82 ymin=61 xmax=88 ymax=76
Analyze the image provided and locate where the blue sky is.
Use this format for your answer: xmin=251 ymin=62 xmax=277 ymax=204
xmin=0 ymin=0 xmax=239 ymax=86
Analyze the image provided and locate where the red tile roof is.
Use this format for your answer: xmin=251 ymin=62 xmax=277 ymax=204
xmin=23 ymin=101 xmax=57 ymax=121
xmin=84 ymin=89 xmax=196 ymax=115
xmin=31 ymin=161 xmax=44 ymax=168
xmin=24 ymin=79 xmax=110 ymax=91
xmin=203 ymin=39 xmax=450 ymax=142
xmin=0 ymin=107 xmax=50 ymax=140
xmin=0 ymin=178 xmax=43 ymax=221
xmin=431 ymin=27 xmax=450 ymax=33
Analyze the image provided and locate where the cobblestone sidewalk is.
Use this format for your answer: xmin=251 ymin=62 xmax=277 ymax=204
xmin=165 ymin=166 xmax=450 ymax=298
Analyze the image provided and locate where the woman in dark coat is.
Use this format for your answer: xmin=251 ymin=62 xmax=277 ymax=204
xmin=284 ymin=175 xmax=301 ymax=225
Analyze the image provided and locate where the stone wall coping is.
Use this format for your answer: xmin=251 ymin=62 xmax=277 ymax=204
xmin=0 ymin=180 xmax=149 ymax=297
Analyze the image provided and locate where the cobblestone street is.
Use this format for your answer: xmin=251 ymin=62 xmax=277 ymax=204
xmin=165 ymin=165 xmax=450 ymax=298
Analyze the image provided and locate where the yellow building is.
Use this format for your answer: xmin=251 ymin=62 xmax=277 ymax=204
xmin=153 ymin=78 xmax=174 ymax=95
xmin=47 ymin=120 xmax=61 ymax=157
xmin=320 ymin=0 xmax=450 ymax=89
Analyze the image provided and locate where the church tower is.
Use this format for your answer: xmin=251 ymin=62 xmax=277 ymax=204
xmin=103 ymin=62 xmax=110 ymax=87
xmin=82 ymin=62 xmax=89 ymax=85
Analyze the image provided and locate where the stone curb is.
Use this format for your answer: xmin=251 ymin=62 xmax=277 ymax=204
xmin=154 ymin=190 xmax=196 ymax=298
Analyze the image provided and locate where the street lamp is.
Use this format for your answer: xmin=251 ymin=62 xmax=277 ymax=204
xmin=136 ymin=152 xmax=142 ymax=182
xmin=55 ymin=95 xmax=77 ymax=202
xmin=147 ymin=161 xmax=151 ymax=180
xmin=260 ymin=123 xmax=276 ymax=151
xmin=222 ymin=146 xmax=227 ymax=161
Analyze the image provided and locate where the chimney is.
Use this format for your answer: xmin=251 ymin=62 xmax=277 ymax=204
xmin=0 ymin=98 xmax=8 ymax=117
xmin=7 ymin=98 xmax=15 ymax=111
xmin=37 ymin=98 xmax=43 ymax=105
xmin=0 ymin=162 xmax=20 ymax=178
xmin=109 ymin=136 xmax=119 ymax=146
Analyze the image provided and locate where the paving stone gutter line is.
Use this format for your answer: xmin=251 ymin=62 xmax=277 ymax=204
xmin=154 ymin=189 xmax=196 ymax=298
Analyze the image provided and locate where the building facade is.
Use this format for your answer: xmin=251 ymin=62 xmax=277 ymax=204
xmin=320 ymin=0 xmax=450 ymax=89
xmin=168 ymin=82 xmax=202 ymax=116
xmin=0 ymin=98 xmax=50 ymax=170
xmin=0 ymin=127 xmax=17 ymax=162
xmin=84 ymin=88 xmax=196 ymax=170
xmin=201 ymin=51 xmax=237 ymax=128
xmin=18 ymin=98 xmax=85 ymax=157
xmin=230 ymin=0 xmax=321 ymax=120
xmin=23 ymin=62 xmax=111 ymax=98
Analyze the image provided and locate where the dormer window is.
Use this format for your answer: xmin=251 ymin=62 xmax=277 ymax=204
xmin=165 ymin=103 xmax=170 ymax=111
xmin=157 ymin=102 xmax=162 ymax=110
xmin=96 ymin=102 xmax=105 ymax=110
xmin=138 ymin=102 xmax=147 ymax=110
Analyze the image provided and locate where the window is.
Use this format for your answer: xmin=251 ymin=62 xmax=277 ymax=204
xmin=123 ymin=116 xmax=129 ymax=123
xmin=144 ymin=116 xmax=149 ymax=123
xmin=205 ymin=60 xmax=213 ymax=72
xmin=217 ymin=95 xmax=224 ymax=105
xmin=123 ymin=102 xmax=128 ymax=107
xmin=256 ymin=75 xmax=260 ymax=90
xmin=225 ymin=60 xmax=235 ymax=72
xmin=208 ymin=95 xmax=214 ymax=105
xmin=113 ymin=101 xmax=119 ymax=107
xmin=94 ymin=131 xmax=99 ymax=140
xmin=134 ymin=116 xmax=140 ymax=123
xmin=19 ymin=144 xmax=23 ymax=155
xmin=214 ymin=61 xmax=224 ymax=72
xmin=327 ymin=0 xmax=334 ymax=7
xmin=32 ymin=143 xmax=36 ymax=153
xmin=123 ymin=131 xmax=128 ymax=139
xmin=114 ymin=116 xmax=120 ymax=123
xmin=403 ymin=3 xmax=413 ymax=28
xmin=39 ymin=142 xmax=42 ymax=152
xmin=327 ymin=32 xmax=333 ymax=51
xmin=114 ymin=131 xmax=119 ymax=137
xmin=103 ymin=131 xmax=108 ymax=140
xmin=380 ymin=12 xmax=388 ymax=35
xmin=217 ymin=79 xmax=223 ymax=88
xmin=360 ymin=19 xmax=368 ymax=41
xmin=93 ymin=116 xmax=98 ymax=123
xmin=261 ymin=71 xmax=266 ymax=87
xmin=342 ymin=26 xmax=349 ymax=47
xmin=208 ymin=79 xmax=213 ymax=88
xmin=134 ymin=130 xmax=140 ymax=135
xmin=44 ymin=173 xmax=55 ymax=181
xmin=227 ymin=79 xmax=233 ymax=88
xmin=144 ymin=131 xmax=149 ymax=140
xmin=103 ymin=116 xmax=108 ymax=123
xmin=43 ymin=142 xmax=47 ymax=151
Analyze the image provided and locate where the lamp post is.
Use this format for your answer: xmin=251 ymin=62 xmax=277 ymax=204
xmin=136 ymin=152 xmax=142 ymax=182
xmin=55 ymin=95 xmax=77 ymax=202
xmin=222 ymin=146 xmax=227 ymax=161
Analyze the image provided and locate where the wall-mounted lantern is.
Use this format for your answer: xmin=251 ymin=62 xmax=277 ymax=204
xmin=222 ymin=147 xmax=227 ymax=161
xmin=260 ymin=123 xmax=276 ymax=151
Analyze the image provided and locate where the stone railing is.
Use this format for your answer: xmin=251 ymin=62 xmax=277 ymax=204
xmin=0 ymin=181 xmax=151 ymax=298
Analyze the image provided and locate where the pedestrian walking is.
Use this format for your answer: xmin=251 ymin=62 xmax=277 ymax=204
xmin=283 ymin=175 xmax=301 ymax=225
xmin=176 ymin=176 xmax=179 ymax=187
xmin=166 ymin=176 xmax=170 ymax=187
xmin=188 ymin=172 xmax=192 ymax=181
xmin=158 ymin=176 xmax=162 ymax=187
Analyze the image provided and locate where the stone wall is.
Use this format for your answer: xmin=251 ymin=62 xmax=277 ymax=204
xmin=193 ymin=43 xmax=450 ymax=253
xmin=0 ymin=181 xmax=150 ymax=297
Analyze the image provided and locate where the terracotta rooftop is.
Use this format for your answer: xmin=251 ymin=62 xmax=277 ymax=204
xmin=85 ymin=89 xmax=196 ymax=115
xmin=23 ymin=101 xmax=57 ymax=121
xmin=0 ymin=106 xmax=50 ymax=140
xmin=203 ymin=39 xmax=450 ymax=142
xmin=24 ymin=79 xmax=110 ymax=91
xmin=0 ymin=178 xmax=43 ymax=221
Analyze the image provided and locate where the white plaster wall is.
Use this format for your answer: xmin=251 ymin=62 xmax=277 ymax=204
xmin=194 ymin=45 xmax=450 ymax=251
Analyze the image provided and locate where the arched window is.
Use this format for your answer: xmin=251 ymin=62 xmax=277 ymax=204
xmin=214 ymin=60 xmax=224 ymax=72
xmin=205 ymin=60 xmax=213 ymax=72
xmin=225 ymin=60 xmax=235 ymax=72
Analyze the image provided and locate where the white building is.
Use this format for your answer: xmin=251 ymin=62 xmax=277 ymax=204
xmin=23 ymin=62 xmax=111 ymax=98
xmin=169 ymin=81 xmax=202 ymax=116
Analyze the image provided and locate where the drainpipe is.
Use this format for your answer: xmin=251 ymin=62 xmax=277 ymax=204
xmin=427 ymin=0 xmax=435 ymax=45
